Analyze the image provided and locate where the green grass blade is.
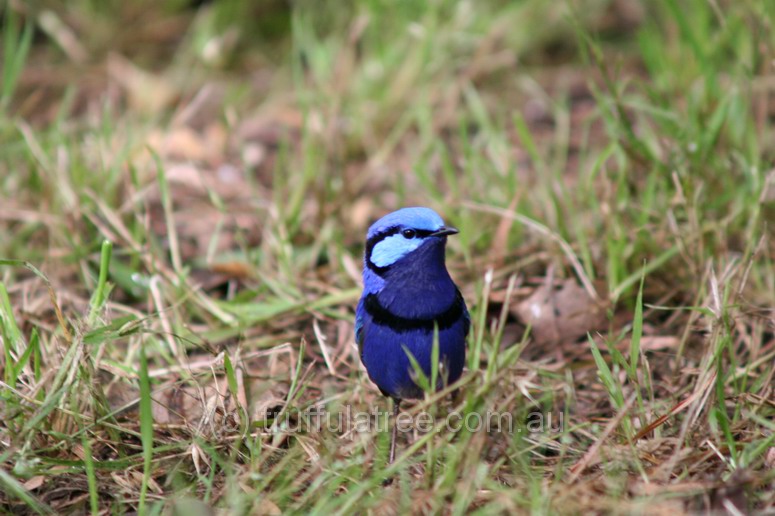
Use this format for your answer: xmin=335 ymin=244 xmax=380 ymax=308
xmin=10 ymin=327 xmax=38 ymax=386
xmin=430 ymin=323 xmax=440 ymax=391
xmin=82 ymin=435 xmax=99 ymax=515
xmin=223 ymin=352 xmax=247 ymax=429
xmin=1 ymin=5 xmax=33 ymax=108
xmin=0 ymin=281 xmax=24 ymax=357
xmin=588 ymin=334 xmax=625 ymax=410
xmin=22 ymin=337 xmax=81 ymax=434
xmin=138 ymin=344 xmax=155 ymax=514
xmin=404 ymin=345 xmax=431 ymax=393
xmin=629 ymin=269 xmax=645 ymax=376
xmin=87 ymin=240 xmax=113 ymax=327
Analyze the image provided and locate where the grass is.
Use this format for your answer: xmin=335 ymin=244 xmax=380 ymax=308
xmin=1 ymin=0 xmax=774 ymax=513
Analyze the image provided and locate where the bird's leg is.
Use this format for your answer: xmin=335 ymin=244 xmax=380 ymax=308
xmin=382 ymin=398 xmax=401 ymax=486
xmin=388 ymin=398 xmax=401 ymax=466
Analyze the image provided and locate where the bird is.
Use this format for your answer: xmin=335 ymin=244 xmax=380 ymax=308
xmin=355 ymin=207 xmax=469 ymax=468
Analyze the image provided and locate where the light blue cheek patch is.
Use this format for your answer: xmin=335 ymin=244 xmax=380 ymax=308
xmin=371 ymin=233 xmax=423 ymax=267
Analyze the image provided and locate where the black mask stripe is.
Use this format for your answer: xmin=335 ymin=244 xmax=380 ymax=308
xmin=365 ymin=227 xmax=436 ymax=276
xmin=364 ymin=227 xmax=399 ymax=275
xmin=363 ymin=289 xmax=465 ymax=333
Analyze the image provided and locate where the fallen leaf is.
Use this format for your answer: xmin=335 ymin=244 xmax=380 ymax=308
xmin=155 ymin=128 xmax=209 ymax=162
xmin=171 ymin=498 xmax=215 ymax=516
xmin=22 ymin=476 xmax=45 ymax=491
xmin=108 ymin=53 xmax=176 ymax=114
xmin=349 ymin=197 xmax=376 ymax=233
xmin=251 ymin=499 xmax=282 ymax=516
xmin=638 ymin=335 xmax=680 ymax=351
xmin=513 ymin=278 xmax=608 ymax=345
xmin=210 ymin=261 xmax=253 ymax=279
xmin=130 ymin=470 xmax=163 ymax=494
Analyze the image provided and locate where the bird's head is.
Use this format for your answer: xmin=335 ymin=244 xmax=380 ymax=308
xmin=363 ymin=207 xmax=458 ymax=279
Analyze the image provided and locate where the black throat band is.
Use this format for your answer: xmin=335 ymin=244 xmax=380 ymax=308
xmin=363 ymin=289 xmax=465 ymax=333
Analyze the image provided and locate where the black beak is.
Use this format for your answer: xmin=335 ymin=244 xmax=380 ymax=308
xmin=431 ymin=226 xmax=459 ymax=237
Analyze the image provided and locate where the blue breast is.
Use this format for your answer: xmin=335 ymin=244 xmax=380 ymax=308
xmin=357 ymin=295 xmax=468 ymax=399
xmin=356 ymin=242 xmax=469 ymax=399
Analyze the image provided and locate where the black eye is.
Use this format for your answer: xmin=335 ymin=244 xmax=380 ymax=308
xmin=401 ymin=229 xmax=416 ymax=239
